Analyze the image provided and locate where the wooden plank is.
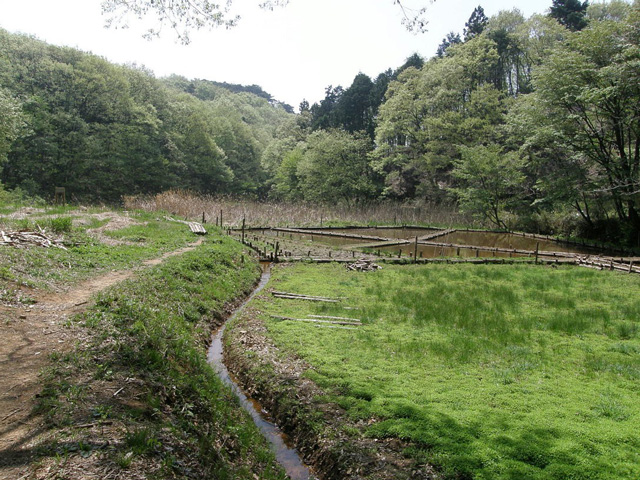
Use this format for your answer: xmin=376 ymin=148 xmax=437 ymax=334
xmin=272 ymin=294 xmax=339 ymax=303
xmin=270 ymin=315 xmax=360 ymax=326
xmin=417 ymin=228 xmax=457 ymax=242
xmin=308 ymin=315 xmax=362 ymax=323
xmin=188 ymin=222 xmax=207 ymax=235
xmin=271 ymin=291 xmax=343 ymax=301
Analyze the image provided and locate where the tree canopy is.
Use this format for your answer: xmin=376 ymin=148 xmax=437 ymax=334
xmin=2 ymin=1 xmax=640 ymax=247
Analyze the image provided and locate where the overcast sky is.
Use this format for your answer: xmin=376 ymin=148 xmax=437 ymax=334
xmin=0 ymin=0 xmax=553 ymax=108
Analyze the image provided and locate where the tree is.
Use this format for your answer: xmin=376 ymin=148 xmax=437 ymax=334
xmin=334 ymin=73 xmax=375 ymax=138
xmin=296 ymin=130 xmax=377 ymax=203
xmin=532 ymin=11 xmax=640 ymax=242
xmin=272 ymin=147 xmax=304 ymax=201
xmin=549 ymin=0 xmax=589 ymax=31
xmin=436 ymin=32 xmax=462 ymax=58
xmin=0 ymin=88 xmax=25 ymax=166
xmin=464 ymin=6 xmax=488 ymax=41
xmin=451 ymin=144 xmax=525 ymax=229
xmin=310 ymin=85 xmax=343 ymax=131
xmin=395 ymin=53 xmax=425 ymax=76
xmin=373 ymin=37 xmax=505 ymax=201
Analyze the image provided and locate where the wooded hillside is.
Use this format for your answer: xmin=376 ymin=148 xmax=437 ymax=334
xmin=1 ymin=0 xmax=639 ymax=245
xmin=0 ymin=30 xmax=293 ymax=202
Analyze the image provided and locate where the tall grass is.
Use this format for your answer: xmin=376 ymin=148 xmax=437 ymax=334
xmin=247 ymin=263 xmax=640 ymax=480
xmin=124 ymin=190 xmax=477 ymax=228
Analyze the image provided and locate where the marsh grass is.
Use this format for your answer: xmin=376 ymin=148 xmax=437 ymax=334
xmin=251 ymin=263 xmax=640 ymax=479
xmin=124 ymin=190 xmax=476 ymax=228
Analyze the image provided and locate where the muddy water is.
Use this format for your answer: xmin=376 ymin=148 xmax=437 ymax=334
xmin=376 ymin=231 xmax=600 ymax=259
xmin=258 ymin=227 xmax=439 ymax=247
xmin=207 ymin=265 xmax=313 ymax=480
xmin=260 ymin=229 xmax=373 ymax=247
xmin=322 ymin=226 xmax=440 ymax=239
xmin=438 ymin=231 xmax=597 ymax=254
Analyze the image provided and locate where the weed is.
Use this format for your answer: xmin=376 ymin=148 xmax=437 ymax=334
xmin=47 ymin=216 xmax=73 ymax=233
xmin=116 ymin=451 xmax=134 ymax=469
xmin=124 ymin=190 xmax=475 ymax=229
xmin=125 ymin=428 xmax=161 ymax=455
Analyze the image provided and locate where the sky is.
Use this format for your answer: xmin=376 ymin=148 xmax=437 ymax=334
xmin=0 ymin=0 xmax=553 ymax=109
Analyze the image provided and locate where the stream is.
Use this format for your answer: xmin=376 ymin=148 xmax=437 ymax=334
xmin=207 ymin=264 xmax=314 ymax=480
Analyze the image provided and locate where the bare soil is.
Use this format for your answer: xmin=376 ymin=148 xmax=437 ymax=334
xmin=0 ymin=238 xmax=203 ymax=480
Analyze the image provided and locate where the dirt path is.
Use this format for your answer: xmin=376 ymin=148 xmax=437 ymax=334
xmin=0 ymin=240 xmax=203 ymax=480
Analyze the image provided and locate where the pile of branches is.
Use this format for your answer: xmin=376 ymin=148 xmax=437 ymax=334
xmin=346 ymin=259 xmax=382 ymax=272
xmin=0 ymin=229 xmax=67 ymax=250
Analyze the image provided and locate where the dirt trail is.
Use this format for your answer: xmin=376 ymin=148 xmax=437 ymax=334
xmin=0 ymin=239 xmax=203 ymax=479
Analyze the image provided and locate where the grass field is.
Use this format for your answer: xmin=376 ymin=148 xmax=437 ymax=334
xmin=252 ymin=263 xmax=640 ymax=479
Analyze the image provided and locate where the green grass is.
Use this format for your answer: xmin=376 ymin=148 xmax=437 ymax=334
xmin=35 ymin=232 xmax=286 ymax=479
xmin=251 ymin=263 xmax=640 ymax=479
xmin=0 ymin=210 xmax=196 ymax=299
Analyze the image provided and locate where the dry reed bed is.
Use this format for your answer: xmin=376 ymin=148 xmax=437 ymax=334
xmin=124 ymin=190 xmax=475 ymax=228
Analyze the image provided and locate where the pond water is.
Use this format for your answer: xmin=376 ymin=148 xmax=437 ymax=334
xmin=372 ymin=231 xmax=601 ymax=259
xmin=255 ymin=227 xmax=439 ymax=248
xmin=438 ymin=231 xmax=597 ymax=254
xmin=250 ymin=227 xmax=604 ymax=259
xmin=321 ymin=226 xmax=440 ymax=239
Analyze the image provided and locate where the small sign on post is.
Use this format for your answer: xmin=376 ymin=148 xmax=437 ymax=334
xmin=54 ymin=187 xmax=66 ymax=205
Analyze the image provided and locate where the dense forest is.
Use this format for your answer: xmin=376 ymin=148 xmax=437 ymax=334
xmin=1 ymin=0 xmax=639 ymax=245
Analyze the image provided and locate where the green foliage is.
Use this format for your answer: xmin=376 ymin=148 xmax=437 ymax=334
xmin=46 ymin=216 xmax=73 ymax=233
xmin=550 ymin=0 xmax=590 ymax=31
xmin=296 ymin=130 xmax=378 ymax=203
xmin=0 ymin=30 xmax=291 ymax=202
xmin=254 ymin=263 xmax=640 ymax=479
xmin=528 ymin=6 xmax=640 ymax=243
xmin=452 ymin=144 xmax=525 ymax=229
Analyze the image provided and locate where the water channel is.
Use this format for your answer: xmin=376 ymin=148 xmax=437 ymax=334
xmin=207 ymin=264 xmax=314 ymax=480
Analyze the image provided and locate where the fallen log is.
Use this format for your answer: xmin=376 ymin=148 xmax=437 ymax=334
xmin=309 ymin=315 xmax=362 ymax=323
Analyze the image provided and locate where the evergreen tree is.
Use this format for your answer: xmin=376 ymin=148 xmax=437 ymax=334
xmin=550 ymin=0 xmax=589 ymax=31
xmin=436 ymin=31 xmax=462 ymax=57
xmin=464 ymin=6 xmax=489 ymax=40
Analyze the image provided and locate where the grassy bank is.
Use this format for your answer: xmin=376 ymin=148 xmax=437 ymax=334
xmin=245 ymin=263 xmax=640 ymax=479
xmin=0 ymin=208 xmax=287 ymax=479
xmin=34 ymin=233 xmax=286 ymax=478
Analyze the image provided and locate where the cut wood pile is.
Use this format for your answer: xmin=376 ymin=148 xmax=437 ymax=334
xmin=0 ymin=229 xmax=67 ymax=249
xmin=346 ymin=259 xmax=382 ymax=272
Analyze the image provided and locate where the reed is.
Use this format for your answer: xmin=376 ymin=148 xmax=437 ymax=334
xmin=124 ymin=190 xmax=477 ymax=228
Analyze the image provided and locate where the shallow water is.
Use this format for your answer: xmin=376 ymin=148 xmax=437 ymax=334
xmin=207 ymin=265 xmax=313 ymax=480
xmin=375 ymin=231 xmax=601 ymax=259
xmin=438 ymin=231 xmax=597 ymax=254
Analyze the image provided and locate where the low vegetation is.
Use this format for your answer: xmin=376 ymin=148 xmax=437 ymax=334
xmin=0 ymin=207 xmax=286 ymax=479
xmin=0 ymin=207 xmax=195 ymax=303
xmin=245 ymin=262 xmax=640 ymax=479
